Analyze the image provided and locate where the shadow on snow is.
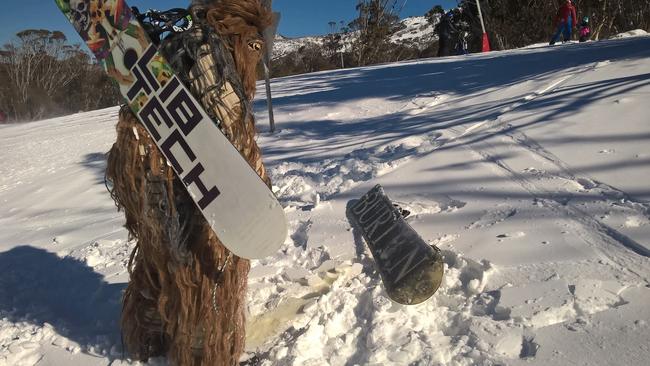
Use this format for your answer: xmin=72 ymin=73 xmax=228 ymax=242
xmin=0 ymin=246 xmax=124 ymax=356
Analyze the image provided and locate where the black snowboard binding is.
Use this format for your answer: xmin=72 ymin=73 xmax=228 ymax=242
xmin=131 ymin=7 xmax=194 ymax=44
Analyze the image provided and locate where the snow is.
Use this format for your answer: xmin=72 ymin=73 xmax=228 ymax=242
xmin=611 ymin=29 xmax=649 ymax=39
xmin=271 ymin=35 xmax=325 ymax=60
xmin=271 ymin=16 xmax=437 ymax=60
xmin=2 ymin=32 xmax=650 ymax=365
xmin=390 ymin=16 xmax=436 ymax=47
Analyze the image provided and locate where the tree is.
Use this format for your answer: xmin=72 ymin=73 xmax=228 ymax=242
xmin=425 ymin=5 xmax=445 ymax=25
xmin=472 ymin=0 xmax=650 ymax=51
xmin=0 ymin=29 xmax=120 ymax=122
xmin=348 ymin=0 xmax=403 ymax=66
xmin=2 ymin=30 xmax=79 ymax=119
xmin=324 ymin=21 xmax=345 ymax=67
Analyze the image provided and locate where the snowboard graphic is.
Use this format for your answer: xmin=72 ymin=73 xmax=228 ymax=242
xmin=54 ymin=0 xmax=287 ymax=259
xmin=349 ymin=185 xmax=444 ymax=305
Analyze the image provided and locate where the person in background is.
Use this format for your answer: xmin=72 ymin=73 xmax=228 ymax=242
xmin=454 ymin=7 xmax=471 ymax=55
xmin=0 ymin=110 xmax=7 ymax=123
xmin=437 ymin=10 xmax=456 ymax=57
xmin=579 ymin=16 xmax=591 ymax=42
xmin=549 ymin=0 xmax=578 ymax=45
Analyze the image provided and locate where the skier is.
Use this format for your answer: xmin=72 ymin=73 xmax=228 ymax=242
xmin=549 ymin=0 xmax=578 ymax=45
xmin=455 ymin=29 xmax=470 ymax=55
xmin=579 ymin=16 xmax=591 ymax=42
xmin=437 ymin=10 xmax=456 ymax=57
xmin=454 ymin=8 xmax=471 ymax=55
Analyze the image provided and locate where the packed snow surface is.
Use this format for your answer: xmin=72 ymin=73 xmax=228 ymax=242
xmin=2 ymin=34 xmax=650 ymax=366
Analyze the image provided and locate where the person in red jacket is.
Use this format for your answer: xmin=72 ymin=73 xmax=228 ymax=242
xmin=0 ymin=110 xmax=7 ymax=123
xmin=549 ymin=0 xmax=578 ymax=45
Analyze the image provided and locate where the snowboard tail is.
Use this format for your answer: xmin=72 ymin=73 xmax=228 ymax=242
xmin=55 ymin=0 xmax=287 ymax=259
xmin=349 ymin=185 xmax=444 ymax=305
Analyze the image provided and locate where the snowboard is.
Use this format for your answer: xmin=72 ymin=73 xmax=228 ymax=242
xmin=54 ymin=0 xmax=287 ymax=259
xmin=349 ymin=185 xmax=444 ymax=305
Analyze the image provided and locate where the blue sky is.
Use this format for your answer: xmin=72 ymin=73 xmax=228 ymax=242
xmin=1 ymin=0 xmax=457 ymax=46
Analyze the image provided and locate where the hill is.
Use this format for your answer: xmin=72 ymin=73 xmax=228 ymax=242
xmin=1 ymin=33 xmax=649 ymax=365
xmin=271 ymin=16 xmax=436 ymax=60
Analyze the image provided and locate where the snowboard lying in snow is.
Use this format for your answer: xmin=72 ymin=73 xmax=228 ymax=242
xmin=349 ymin=185 xmax=444 ymax=305
xmin=54 ymin=0 xmax=287 ymax=259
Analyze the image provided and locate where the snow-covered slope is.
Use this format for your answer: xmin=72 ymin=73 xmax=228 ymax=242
xmin=272 ymin=16 xmax=436 ymax=60
xmin=2 ymin=33 xmax=650 ymax=366
xmin=391 ymin=16 xmax=436 ymax=45
xmin=272 ymin=35 xmax=325 ymax=60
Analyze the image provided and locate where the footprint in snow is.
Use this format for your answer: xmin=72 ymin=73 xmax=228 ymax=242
xmin=522 ymin=167 xmax=546 ymax=176
xmin=468 ymin=205 xmax=517 ymax=229
xmin=290 ymin=219 xmax=312 ymax=249
xmin=594 ymin=60 xmax=611 ymax=69
xmin=405 ymin=92 xmax=447 ymax=114
xmin=394 ymin=194 xmax=466 ymax=217
xmin=496 ymin=231 xmax=526 ymax=240
xmin=575 ymin=177 xmax=598 ymax=190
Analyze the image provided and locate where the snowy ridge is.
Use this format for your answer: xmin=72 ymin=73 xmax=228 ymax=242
xmin=272 ymin=35 xmax=326 ymax=60
xmin=391 ymin=16 xmax=436 ymax=45
xmin=2 ymin=33 xmax=650 ymax=365
xmin=271 ymin=16 xmax=436 ymax=60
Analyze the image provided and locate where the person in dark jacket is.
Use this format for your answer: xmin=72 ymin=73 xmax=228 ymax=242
xmin=550 ymin=0 xmax=578 ymax=45
xmin=453 ymin=8 xmax=471 ymax=55
xmin=437 ymin=10 xmax=456 ymax=57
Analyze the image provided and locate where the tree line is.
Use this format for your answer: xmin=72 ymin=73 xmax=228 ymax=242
xmin=270 ymin=0 xmax=649 ymax=77
xmin=0 ymin=29 xmax=121 ymax=123
xmin=454 ymin=0 xmax=650 ymax=52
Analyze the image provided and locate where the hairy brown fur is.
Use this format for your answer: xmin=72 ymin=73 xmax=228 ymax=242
xmin=205 ymin=0 xmax=273 ymax=99
xmin=107 ymin=1 xmax=272 ymax=365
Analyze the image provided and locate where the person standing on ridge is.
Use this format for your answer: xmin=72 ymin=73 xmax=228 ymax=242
xmin=549 ymin=0 xmax=578 ymax=45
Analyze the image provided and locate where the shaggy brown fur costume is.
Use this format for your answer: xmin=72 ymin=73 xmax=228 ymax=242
xmin=106 ymin=1 xmax=273 ymax=365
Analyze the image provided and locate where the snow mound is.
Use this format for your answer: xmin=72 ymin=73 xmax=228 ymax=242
xmin=244 ymin=252 xmax=500 ymax=365
xmin=611 ymin=29 xmax=649 ymax=39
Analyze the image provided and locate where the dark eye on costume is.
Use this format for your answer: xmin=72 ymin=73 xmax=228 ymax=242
xmin=248 ymin=40 xmax=263 ymax=51
xmin=77 ymin=3 xmax=85 ymax=10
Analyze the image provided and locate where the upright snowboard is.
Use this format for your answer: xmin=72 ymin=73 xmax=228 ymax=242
xmin=349 ymin=185 xmax=444 ymax=305
xmin=55 ymin=0 xmax=287 ymax=259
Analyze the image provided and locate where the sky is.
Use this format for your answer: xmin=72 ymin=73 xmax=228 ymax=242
xmin=0 ymin=0 xmax=457 ymax=46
